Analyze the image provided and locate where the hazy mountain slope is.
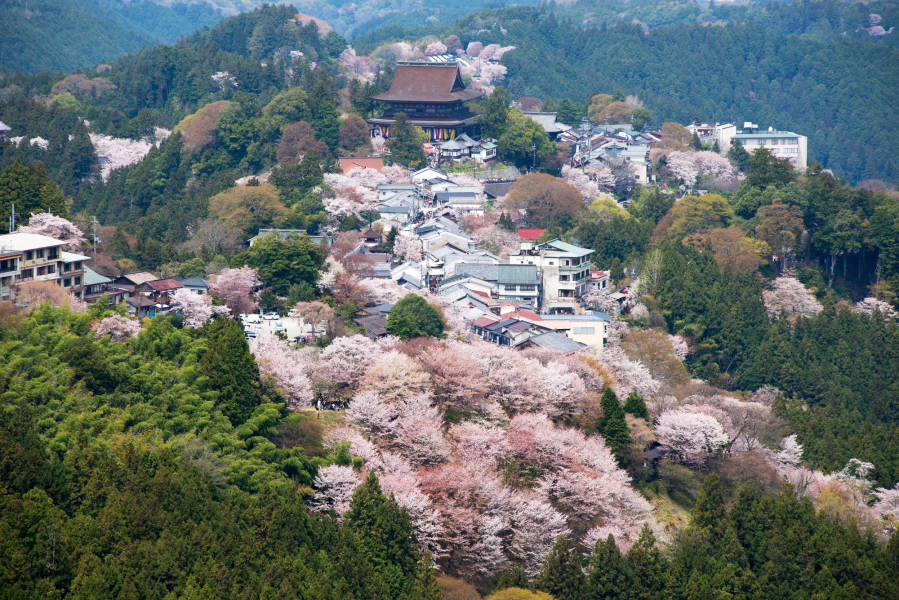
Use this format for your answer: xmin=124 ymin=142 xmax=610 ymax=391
xmin=1 ymin=0 xmax=225 ymax=73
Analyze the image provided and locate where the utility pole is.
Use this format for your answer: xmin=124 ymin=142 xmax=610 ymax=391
xmin=531 ymin=144 xmax=537 ymax=171
xmin=92 ymin=216 xmax=99 ymax=255
xmin=8 ymin=203 xmax=15 ymax=232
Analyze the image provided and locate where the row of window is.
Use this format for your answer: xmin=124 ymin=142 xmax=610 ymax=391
xmin=503 ymin=284 xmax=537 ymax=292
xmin=23 ymin=248 xmax=59 ymax=261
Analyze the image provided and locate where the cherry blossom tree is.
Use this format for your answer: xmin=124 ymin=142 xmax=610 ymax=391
xmin=317 ymin=255 xmax=345 ymax=292
xmin=425 ymin=41 xmax=447 ymax=55
xmin=91 ymin=314 xmax=141 ymax=340
xmin=655 ymin=408 xmax=730 ymax=467
xmin=584 ymin=164 xmax=616 ymax=190
xmin=360 ymin=350 xmax=432 ymax=402
xmin=466 ymin=41 xmax=483 ymax=57
xmin=170 ymin=288 xmax=228 ymax=328
xmin=393 ymin=234 xmax=422 ymax=262
xmin=762 ymin=277 xmax=823 ymax=317
xmin=359 ymin=277 xmax=408 ymax=305
xmin=509 ymin=497 xmax=571 ymax=576
xmin=562 ymin=165 xmax=599 ymax=200
xmin=347 ymin=389 xmax=398 ymax=435
xmin=854 ymin=297 xmax=898 ymax=320
xmin=582 ymin=288 xmax=620 ymax=315
xmin=591 ymin=345 xmax=662 ymax=403
xmin=211 ymin=266 xmax=260 ymax=315
xmin=318 ymin=334 xmax=382 ymax=385
xmin=17 ymin=213 xmax=85 ymax=251
xmin=381 ymin=164 xmax=411 ymax=183
xmin=693 ymin=151 xmax=739 ymax=181
xmin=871 ymin=484 xmax=899 ymax=536
xmin=665 ymin=151 xmax=700 ymax=186
xmin=310 ymin=465 xmax=360 ymax=517
xmin=249 ymin=333 xmax=315 ymax=407
xmin=380 ymin=472 xmax=446 ymax=556
xmin=776 ymin=434 xmax=804 ymax=466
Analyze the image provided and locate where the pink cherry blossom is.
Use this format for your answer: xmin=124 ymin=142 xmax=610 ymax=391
xmin=562 ymin=165 xmax=600 ymax=200
xmin=310 ymin=464 xmax=360 ymax=517
xmin=170 ymin=288 xmax=228 ymax=328
xmin=211 ymin=266 xmax=259 ymax=315
xmin=17 ymin=213 xmax=85 ymax=251
xmin=425 ymin=41 xmax=447 ymax=56
xmin=655 ymin=408 xmax=730 ymax=467
xmin=763 ymin=277 xmax=822 ymax=317
xmin=91 ymin=314 xmax=141 ymax=340
xmin=393 ymin=234 xmax=422 ymax=262
xmin=318 ymin=334 xmax=382 ymax=385
xmin=249 ymin=333 xmax=315 ymax=407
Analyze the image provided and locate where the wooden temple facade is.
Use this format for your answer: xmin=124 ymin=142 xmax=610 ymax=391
xmin=368 ymin=62 xmax=483 ymax=141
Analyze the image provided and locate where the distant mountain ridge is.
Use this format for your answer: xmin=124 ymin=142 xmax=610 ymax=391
xmin=0 ymin=0 xmax=227 ymax=73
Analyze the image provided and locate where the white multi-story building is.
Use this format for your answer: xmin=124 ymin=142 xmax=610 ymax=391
xmin=0 ymin=232 xmax=88 ymax=299
xmin=508 ymin=239 xmax=593 ymax=311
xmin=730 ymin=126 xmax=808 ymax=170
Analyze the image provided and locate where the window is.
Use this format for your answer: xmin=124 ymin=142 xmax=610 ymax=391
xmin=48 ymin=248 xmax=58 ymax=259
xmin=20 ymin=268 xmax=33 ymax=280
xmin=64 ymin=263 xmax=71 ymax=272
xmin=560 ymin=275 xmax=570 ymax=282
xmin=46 ymin=264 xmax=55 ymax=274
xmin=519 ymin=284 xmax=536 ymax=291
xmin=25 ymin=251 xmax=33 ymax=260
xmin=573 ymin=327 xmax=595 ymax=335
xmin=63 ymin=278 xmax=71 ymax=287
xmin=36 ymin=249 xmax=44 ymax=259
xmin=74 ymin=276 xmax=81 ymax=285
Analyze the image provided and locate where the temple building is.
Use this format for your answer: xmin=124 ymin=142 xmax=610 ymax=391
xmin=368 ymin=62 xmax=483 ymax=141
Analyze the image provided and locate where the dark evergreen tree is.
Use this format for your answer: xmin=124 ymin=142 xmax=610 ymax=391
xmin=308 ymin=75 xmax=340 ymax=153
xmin=201 ymin=317 xmax=263 ymax=425
xmin=408 ymin=551 xmax=442 ymax=600
xmin=386 ymin=113 xmax=427 ymax=169
xmin=624 ymin=525 xmax=668 ymax=600
xmin=536 ymin=536 xmax=587 ymax=600
xmin=383 ymin=227 xmax=398 ymax=254
xmin=480 ymin=87 xmax=511 ymax=140
xmin=727 ymin=141 xmax=750 ymax=173
xmin=0 ymin=159 xmax=68 ymax=232
xmin=623 ymin=392 xmax=648 ymax=420
xmin=588 ymin=535 xmax=627 ymax=600
xmin=496 ymin=565 xmax=530 ymax=591
xmin=598 ymin=387 xmax=631 ymax=464
xmin=692 ymin=473 xmax=726 ymax=531
xmin=345 ymin=472 xmax=420 ymax=599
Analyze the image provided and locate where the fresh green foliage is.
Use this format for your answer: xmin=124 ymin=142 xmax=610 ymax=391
xmin=234 ymin=234 xmax=326 ymax=296
xmin=0 ymin=305 xmax=438 ymax=597
xmin=386 ymin=294 xmax=445 ymax=340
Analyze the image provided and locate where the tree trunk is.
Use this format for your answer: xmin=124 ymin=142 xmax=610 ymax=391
xmin=829 ymin=253 xmax=836 ymax=287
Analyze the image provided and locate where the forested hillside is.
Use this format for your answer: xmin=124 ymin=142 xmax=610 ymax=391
xmin=0 ymin=0 xmax=225 ymax=73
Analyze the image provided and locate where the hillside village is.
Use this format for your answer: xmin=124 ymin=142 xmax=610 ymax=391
xmin=2 ymin=4 xmax=899 ymax=599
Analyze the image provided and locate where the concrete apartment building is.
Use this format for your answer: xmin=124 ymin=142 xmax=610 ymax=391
xmin=508 ymin=239 xmax=593 ymax=311
xmin=0 ymin=232 xmax=89 ymax=299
